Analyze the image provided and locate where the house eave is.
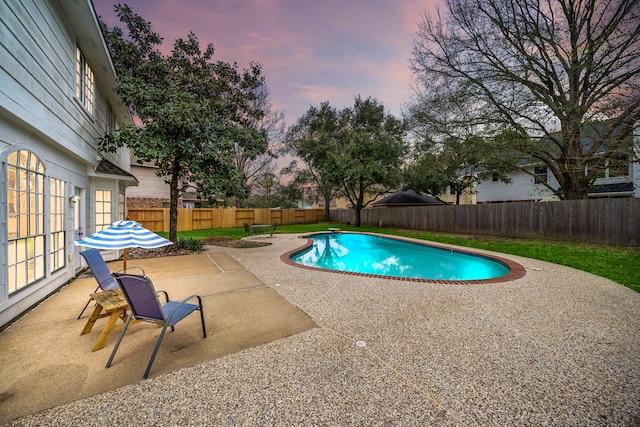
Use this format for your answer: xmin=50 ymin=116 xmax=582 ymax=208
xmin=88 ymin=159 xmax=139 ymax=186
xmin=88 ymin=170 xmax=139 ymax=186
xmin=57 ymin=0 xmax=132 ymax=126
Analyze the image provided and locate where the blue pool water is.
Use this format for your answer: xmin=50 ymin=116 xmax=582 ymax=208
xmin=290 ymin=233 xmax=510 ymax=281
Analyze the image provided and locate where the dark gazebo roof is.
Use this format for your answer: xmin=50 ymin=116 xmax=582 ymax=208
xmin=372 ymin=190 xmax=444 ymax=207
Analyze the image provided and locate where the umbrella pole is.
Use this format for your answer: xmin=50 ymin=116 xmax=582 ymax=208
xmin=123 ymin=248 xmax=128 ymax=272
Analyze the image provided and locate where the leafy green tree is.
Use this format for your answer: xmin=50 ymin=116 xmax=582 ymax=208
xmin=99 ymin=5 xmax=265 ymax=242
xmin=289 ymin=96 xmax=407 ymax=226
xmin=404 ymin=135 xmax=512 ymax=204
xmin=404 ymin=151 xmax=454 ymax=203
xmin=408 ymin=0 xmax=640 ymax=200
xmin=336 ymin=97 xmax=408 ymax=225
xmin=286 ymin=102 xmax=344 ymax=221
xmin=277 ymin=180 xmax=304 ymax=209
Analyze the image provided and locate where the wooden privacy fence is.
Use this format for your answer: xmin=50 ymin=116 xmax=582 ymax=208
xmin=329 ymin=198 xmax=640 ymax=247
xmin=127 ymin=208 xmax=324 ymax=232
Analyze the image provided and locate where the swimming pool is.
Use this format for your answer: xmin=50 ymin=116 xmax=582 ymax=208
xmin=284 ymin=232 xmax=525 ymax=283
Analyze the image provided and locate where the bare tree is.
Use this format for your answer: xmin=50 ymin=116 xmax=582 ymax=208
xmin=409 ymin=0 xmax=640 ymax=199
xmin=234 ymin=84 xmax=286 ymax=206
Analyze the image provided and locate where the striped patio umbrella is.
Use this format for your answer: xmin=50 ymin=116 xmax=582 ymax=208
xmin=74 ymin=220 xmax=172 ymax=271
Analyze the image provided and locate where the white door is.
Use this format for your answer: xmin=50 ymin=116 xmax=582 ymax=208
xmin=72 ymin=188 xmax=84 ymax=272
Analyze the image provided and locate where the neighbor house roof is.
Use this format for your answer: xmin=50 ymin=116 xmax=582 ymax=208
xmin=589 ymin=182 xmax=634 ymax=195
xmin=372 ymin=190 xmax=444 ymax=207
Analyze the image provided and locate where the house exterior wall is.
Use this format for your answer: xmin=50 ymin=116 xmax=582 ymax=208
xmin=313 ymin=195 xmax=352 ymax=210
xmin=125 ymin=164 xmax=205 ymax=208
xmin=438 ymin=185 xmax=476 ymax=205
xmin=477 ymin=155 xmax=638 ymax=203
xmin=0 ymin=0 xmax=133 ymax=328
xmin=476 ymin=167 xmax=556 ymax=203
xmin=126 ymin=165 xmax=170 ymax=200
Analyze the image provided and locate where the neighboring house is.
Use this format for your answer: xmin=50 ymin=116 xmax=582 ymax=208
xmin=312 ymin=192 xmax=385 ymax=210
xmin=0 ymin=0 xmax=136 ymax=328
xmin=312 ymin=195 xmax=351 ymax=210
xmin=126 ymin=154 xmax=203 ymax=208
xmin=475 ymin=166 xmax=558 ymax=203
xmin=438 ymin=184 xmax=476 ymax=205
xmin=475 ymin=123 xmax=640 ymax=203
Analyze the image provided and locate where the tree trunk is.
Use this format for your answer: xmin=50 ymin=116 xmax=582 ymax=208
xmin=169 ymin=164 xmax=180 ymax=243
xmin=353 ymin=191 xmax=364 ymax=227
xmin=559 ymin=117 xmax=590 ymax=200
xmin=324 ymin=202 xmax=330 ymax=222
xmin=353 ymin=207 xmax=361 ymax=227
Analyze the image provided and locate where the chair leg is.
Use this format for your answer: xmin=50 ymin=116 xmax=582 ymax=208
xmin=143 ymin=323 xmax=171 ymax=379
xmin=198 ymin=297 xmax=207 ymax=338
xmin=143 ymin=301 xmax=206 ymax=378
xmin=77 ymin=298 xmax=93 ymax=320
xmin=106 ymin=312 xmax=133 ymax=369
xmin=77 ymin=286 xmax=101 ymax=319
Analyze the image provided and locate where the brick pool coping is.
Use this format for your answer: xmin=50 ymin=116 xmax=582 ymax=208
xmin=280 ymin=231 xmax=526 ymax=285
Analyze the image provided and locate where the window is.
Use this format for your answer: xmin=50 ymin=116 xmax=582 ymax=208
xmin=50 ymin=178 xmax=65 ymax=273
xmin=607 ymin=154 xmax=629 ymax=178
xmin=75 ymin=47 xmax=94 ymax=114
xmin=106 ymin=104 xmax=116 ymax=135
xmin=119 ymin=192 xmax=125 ymax=221
xmin=534 ymin=166 xmax=548 ymax=185
xmin=7 ymin=150 xmax=45 ymax=293
xmin=492 ymin=172 xmax=499 ymax=182
xmin=95 ymin=190 xmax=112 ymax=231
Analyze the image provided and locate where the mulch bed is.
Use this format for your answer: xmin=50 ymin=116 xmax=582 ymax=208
xmin=126 ymin=236 xmax=271 ymax=260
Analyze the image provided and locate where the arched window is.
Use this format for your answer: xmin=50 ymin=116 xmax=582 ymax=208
xmin=7 ymin=150 xmax=45 ymax=292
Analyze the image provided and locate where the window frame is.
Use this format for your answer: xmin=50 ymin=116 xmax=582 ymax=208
xmin=534 ymin=166 xmax=548 ymax=185
xmin=606 ymin=154 xmax=629 ymax=178
xmin=95 ymin=189 xmax=112 ymax=231
xmin=6 ymin=150 xmax=46 ymax=293
xmin=75 ymin=46 xmax=94 ymax=114
xmin=49 ymin=178 xmax=66 ymax=273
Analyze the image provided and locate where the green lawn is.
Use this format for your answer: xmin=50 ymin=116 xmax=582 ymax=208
xmin=168 ymin=223 xmax=640 ymax=293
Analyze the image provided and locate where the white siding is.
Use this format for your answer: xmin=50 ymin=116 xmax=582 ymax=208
xmin=476 ymin=167 xmax=555 ymax=203
xmin=127 ymin=165 xmax=171 ymax=199
xmin=0 ymin=0 xmax=133 ymax=328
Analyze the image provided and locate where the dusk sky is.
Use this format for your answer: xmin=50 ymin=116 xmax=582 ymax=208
xmin=93 ymin=0 xmax=443 ymax=126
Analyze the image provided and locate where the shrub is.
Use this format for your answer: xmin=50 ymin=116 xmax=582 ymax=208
xmin=176 ymin=237 xmax=204 ymax=252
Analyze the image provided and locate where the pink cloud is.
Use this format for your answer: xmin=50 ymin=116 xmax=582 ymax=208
xmin=93 ymin=0 xmax=444 ymax=121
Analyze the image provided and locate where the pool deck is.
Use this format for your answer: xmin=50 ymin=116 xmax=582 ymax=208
xmin=3 ymin=233 xmax=640 ymax=425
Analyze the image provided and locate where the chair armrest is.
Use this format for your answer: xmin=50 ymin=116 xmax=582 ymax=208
xmin=156 ymin=290 xmax=170 ymax=304
xmin=164 ymin=295 xmax=203 ymax=324
xmin=116 ymin=266 xmax=146 ymax=276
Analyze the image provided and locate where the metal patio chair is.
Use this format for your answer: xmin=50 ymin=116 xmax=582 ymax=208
xmin=77 ymin=249 xmax=145 ymax=319
xmin=106 ymin=272 xmax=207 ymax=379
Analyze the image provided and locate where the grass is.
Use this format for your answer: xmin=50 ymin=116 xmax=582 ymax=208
xmin=165 ymin=223 xmax=640 ymax=293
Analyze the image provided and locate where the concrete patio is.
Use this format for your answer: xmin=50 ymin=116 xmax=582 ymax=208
xmin=1 ymin=233 xmax=639 ymax=426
